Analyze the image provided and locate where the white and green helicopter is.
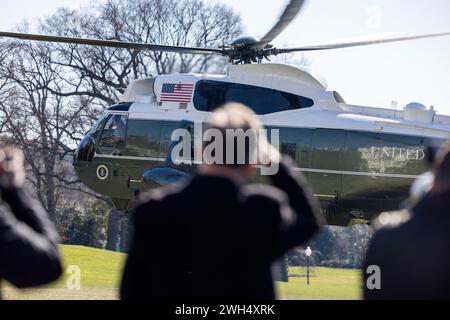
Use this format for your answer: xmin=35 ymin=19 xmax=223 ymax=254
xmin=2 ymin=0 xmax=450 ymax=225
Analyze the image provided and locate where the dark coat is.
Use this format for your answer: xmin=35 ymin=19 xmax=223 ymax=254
xmin=364 ymin=190 xmax=450 ymax=299
xmin=121 ymin=157 xmax=323 ymax=300
xmin=0 ymin=186 xmax=62 ymax=297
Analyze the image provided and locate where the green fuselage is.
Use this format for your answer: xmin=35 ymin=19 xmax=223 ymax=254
xmin=74 ymin=114 xmax=439 ymax=226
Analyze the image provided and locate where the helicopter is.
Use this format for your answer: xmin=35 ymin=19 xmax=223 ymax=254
xmin=1 ymin=0 xmax=450 ymax=226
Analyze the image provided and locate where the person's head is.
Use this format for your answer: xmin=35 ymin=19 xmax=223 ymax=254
xmin=200 ymin=103 xmax=279 ymax=181
xmin=0 ymin=147 xmax=25 ymax=190
xmin=112 ymin=115 xmax=123 ymax=127
xmin=431 ymin=140 xmax=450 ymax=193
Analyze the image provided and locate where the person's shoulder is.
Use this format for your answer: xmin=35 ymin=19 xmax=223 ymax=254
xmin=241 ymin=183 xmax=292 ymax=224
xmin=0 ymin=205 xmax=13 ymax=226
xmin=371 ymin=209 xmax=412 ymax=232
xmin=367 ymin=209 xmax=413 ymax=254
xmin=241 ymin=183 xmax=288 ymax=204
xmin=138 ymin=183 xmax=182 ymax=204
xmin=134 ymin=183 xmax=184 ymax=221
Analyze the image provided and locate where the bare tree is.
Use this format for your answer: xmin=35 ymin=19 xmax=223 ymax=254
xmin=39 ymin=0 xmax=242 ymax=104
xmin=0 ymin=40 xmax=101 ymax=220
xmin=0 ymin=0 xmax=243 ymax=247
xmin=0 ymin=45 xmax=7 ymax=133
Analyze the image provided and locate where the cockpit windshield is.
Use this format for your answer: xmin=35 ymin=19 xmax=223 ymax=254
xmin=89 ymin=113 xmax=109 ymax=136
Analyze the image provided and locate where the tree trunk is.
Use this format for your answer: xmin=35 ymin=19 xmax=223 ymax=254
xmin=106 ymin=209 xmax=122 ymax=251
xmin=45 ymin=172 xmax=57 ymax=222
xmin=119 ymin=213 xmax=132 ymax=253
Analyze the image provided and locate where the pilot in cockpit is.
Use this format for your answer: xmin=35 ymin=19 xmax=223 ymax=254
xmin=100 ymin=115 xmax=127 ymax=147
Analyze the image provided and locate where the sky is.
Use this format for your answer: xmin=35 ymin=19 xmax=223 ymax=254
xmin=0 ymin=0 xmax=449 ymax=114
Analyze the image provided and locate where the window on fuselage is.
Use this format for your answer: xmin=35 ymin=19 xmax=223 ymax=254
xmin=159 ymin=121 xmax=181 ymax=156
xmin=193 ymin=80 xmax=314 ymax=115
xmin=281 ymin=143 xmax=297 ymax=160
xmin=311 ymin=129 xmax=345 ymax=171
xmin=125 ymin=120 xmax=181 ymax=158
xmin=126 ymin=120 xmax=162 ymax=157
xmin=343 ymin=131 xmax=381 ymax=173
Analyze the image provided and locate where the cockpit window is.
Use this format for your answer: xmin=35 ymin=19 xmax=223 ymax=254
xmin=89 ymin=113 xmax=109 ymax=136
xmin=99 ymin=114 xmax=128 ymax=147
xmin=193 ymin=80 xmax=314 ymax=114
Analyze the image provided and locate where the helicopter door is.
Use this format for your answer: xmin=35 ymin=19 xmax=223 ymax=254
xmin=97 ymin=113 xmax=128 ymax=156
xmin=165 ymin=121 xmax=197 ymax=173
xmin=94 ymin=113 xmax=128 ymax=183
xmin=309 ymin=129 xmax=345 ymax=203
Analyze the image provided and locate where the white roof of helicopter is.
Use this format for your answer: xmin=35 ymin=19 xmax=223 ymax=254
xmin=227 ymin=63 xmax=328 ymax=89
xmin=119 ymin=63 xmax=450 ymax=140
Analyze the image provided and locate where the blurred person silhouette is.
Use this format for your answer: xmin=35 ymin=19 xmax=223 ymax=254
xmin=364 ymin=140 xmax=450 ymax=299
xmin=406 ymin=144 xmax=439 ymax=206
xmin=121 ymin=103 xmax=323 ymax=300
xmin=0 ymin=147 xmax=62 ymax=298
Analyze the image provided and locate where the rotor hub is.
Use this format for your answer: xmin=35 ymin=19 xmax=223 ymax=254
xmin=225 ymin=36 xmax=277 ymax=64
xmin=229 ymin=35 xmax=260 ymax=47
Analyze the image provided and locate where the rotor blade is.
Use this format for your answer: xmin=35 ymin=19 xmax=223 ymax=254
xmin=255 ymin=0 xmax=305 ymax=48
xmin=0 ymin=31 xmax=223 ymax=55
xmin=277 ymin=31 xmax=450 ymax=53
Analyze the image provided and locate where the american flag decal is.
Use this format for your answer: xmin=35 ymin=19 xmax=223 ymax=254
xmin=160 ymin=83 xmax=194 ymax=103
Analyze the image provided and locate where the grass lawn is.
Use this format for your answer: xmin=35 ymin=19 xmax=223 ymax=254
xmin=2 ymin=245 xmax=362 ymax=300
xmin=277 ymin=267 xmax=362 ymax=300
xmin=3 ymin=245 xmax=126 ymax=300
